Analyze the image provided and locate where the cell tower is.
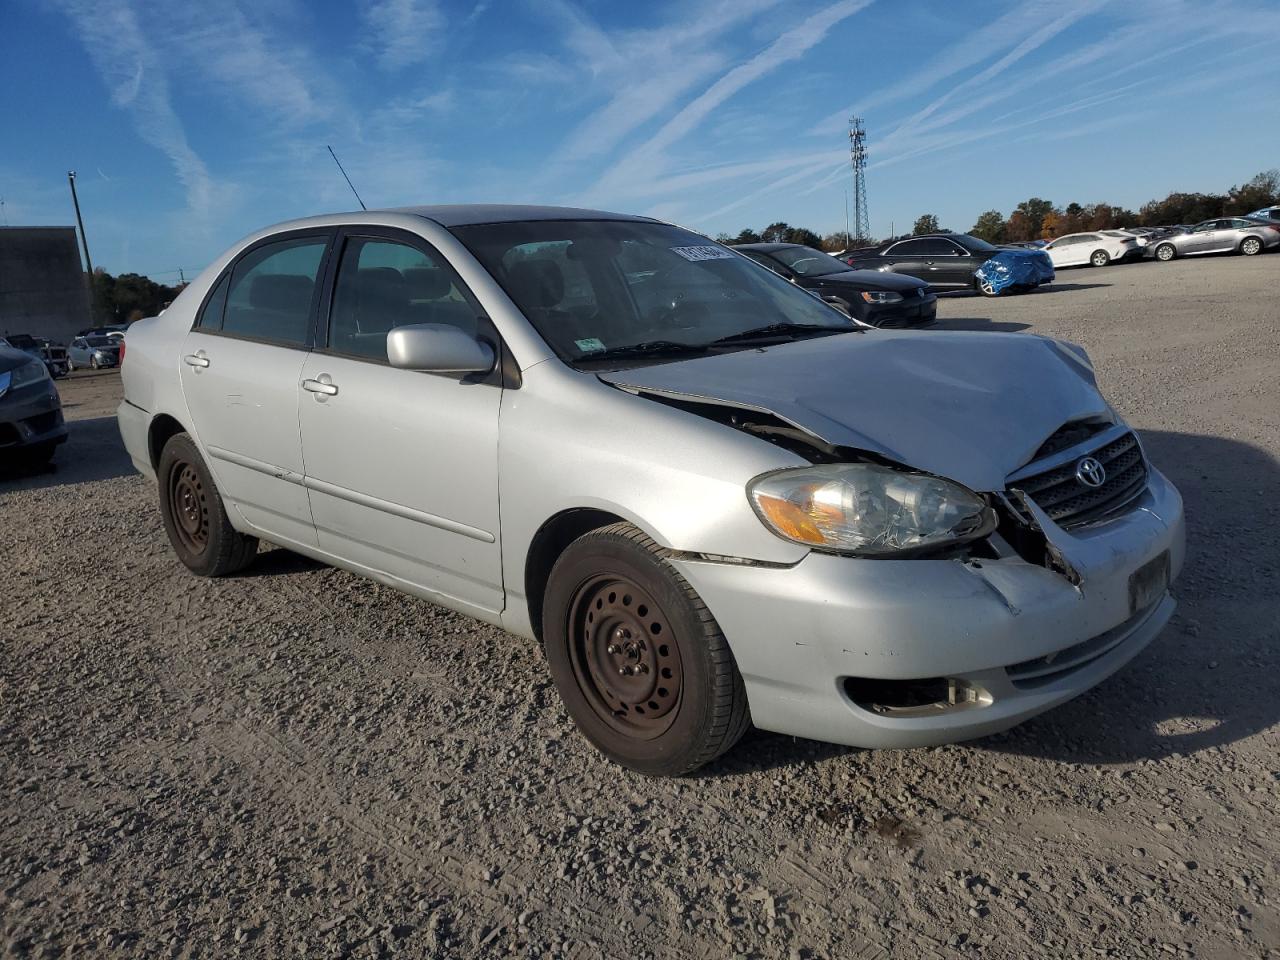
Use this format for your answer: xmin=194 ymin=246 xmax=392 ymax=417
xmin=849 ymin=117 xmax=869 ymax=241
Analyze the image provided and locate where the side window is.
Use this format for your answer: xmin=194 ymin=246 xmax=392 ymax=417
xmin=223 ymin=237 xmax=327 ymax=346
xmin=885 ymin=238 xmax=928 ymax=257
xmin=196 ymin=274 xmax=230 ymax=330
xmin=328 ymin=237 xmax=478 ymax=363
xmin=918 ymin=238 xmax=960 ymax=256
xmin=739 ymin=251 xmax=785 ymax=275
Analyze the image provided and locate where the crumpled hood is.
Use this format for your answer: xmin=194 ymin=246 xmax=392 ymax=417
xmin=600 ymin=330 xmax=1110 ymax=492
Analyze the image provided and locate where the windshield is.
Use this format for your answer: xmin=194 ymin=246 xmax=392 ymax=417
xmin=452 ymin=220 xmax=855 ymax=365
xmin=86 ymin=336 xmax=115 ymax=347
xmin=766 ymin=246 xmax=852 ymax=277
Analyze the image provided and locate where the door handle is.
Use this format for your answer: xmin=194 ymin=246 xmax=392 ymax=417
xmin=183 ymin=353 xmax=210 ymax=368
xmin=302 ymin=377 xmax=339 ymax=397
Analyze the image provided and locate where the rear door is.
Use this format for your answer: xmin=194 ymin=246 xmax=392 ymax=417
xmin=179 ymin=230 xmax=332 ymax=547
xmin=296 ymin=227 xmax=505 ymax=616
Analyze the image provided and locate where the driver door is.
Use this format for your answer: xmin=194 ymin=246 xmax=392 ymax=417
xmin=296 ymin=227 xmax=505 ymax=616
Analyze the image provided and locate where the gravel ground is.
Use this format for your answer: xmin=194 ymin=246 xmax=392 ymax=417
xmin=2 ymin=253 xmax=1278 ymax=959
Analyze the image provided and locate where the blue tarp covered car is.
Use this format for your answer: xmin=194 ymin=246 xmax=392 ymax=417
xmin=974 ymin=249 xmax=1055 ymax=296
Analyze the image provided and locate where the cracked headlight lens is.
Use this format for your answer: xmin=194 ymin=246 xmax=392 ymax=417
xmin=749 ymin=463 xmax=995 ymax=556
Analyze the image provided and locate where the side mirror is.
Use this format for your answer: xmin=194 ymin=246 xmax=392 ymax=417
xmin=387 ymin=323 xmax=495 ymax=374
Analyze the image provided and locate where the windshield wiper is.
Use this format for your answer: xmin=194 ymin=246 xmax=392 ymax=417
xmin=709 ymin=322 xmax=850 ymax=345
xmin=577 ymin=340 xmax=710 ymax=362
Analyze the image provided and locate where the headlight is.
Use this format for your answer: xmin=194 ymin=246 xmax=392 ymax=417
xmin=10 ymin=360 xmax=49 ymax=389
xmin=860 ymin=290 xmax=903 ymax=304
xmin=748 ymin=463 xmax=996 ymax=556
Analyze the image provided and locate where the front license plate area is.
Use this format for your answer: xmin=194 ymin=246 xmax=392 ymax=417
xmin=1129 ymin=551 xmax=1170 ymax=615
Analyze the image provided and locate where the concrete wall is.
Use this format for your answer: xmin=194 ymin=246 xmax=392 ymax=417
xmin=0 ymin=227 xmax=93 ymax=346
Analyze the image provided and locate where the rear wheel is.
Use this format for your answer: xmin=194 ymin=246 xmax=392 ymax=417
xmin=158 ymin=433 xmax=258 ymax=577
xmin=90 ymin=357 xmax=100 ymax=370
xmin=1155 ymin=243 xmax=1176 ymax=262
xmin=1240 ymin=236 xmax=1262 ymax=256
xmin=542 ymin=522 xmax=749 ymax=775
xmin=1090 ymin=249 xmax=1110 ymax=267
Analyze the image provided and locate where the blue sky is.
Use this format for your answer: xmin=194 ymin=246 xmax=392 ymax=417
xmin=3 ymin=0 xmax=1279 ymax=281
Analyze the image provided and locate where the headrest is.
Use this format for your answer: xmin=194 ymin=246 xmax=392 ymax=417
xmin=507 ymin=259 xmax=564 ymax=309
xmin=403 ymin=266 xmax=453 ymax=301
xmin=250 ymin=274 xmax=314 ymax=312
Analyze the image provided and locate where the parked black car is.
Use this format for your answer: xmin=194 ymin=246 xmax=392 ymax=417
xmin=733 ymin=243 xmax=936 ymax=327
xmin=0 ymin=343 xmax=67 ymax=466
xmin=840 ymin=233 xmax=1012 ymax=292
xmin=0 ymin=334 xmax=69 ymax=378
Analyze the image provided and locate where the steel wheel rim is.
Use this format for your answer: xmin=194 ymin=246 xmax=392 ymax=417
xmin=169 ymin=461 xmax=209 ymax=555
xmin=1243 ymin=238 xmax=1260 ymax=255
xmin=1158 ymin=245 xmax=1173 ymax=261
xmin=1092 ymin=252 xmax=1107 ymax=266
xmin=568 ymin=575 xmax=683 ymax=739
xmin=979 ymin=279 xmax=996 ymax=295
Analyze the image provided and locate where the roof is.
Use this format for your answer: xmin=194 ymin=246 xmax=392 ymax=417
xmin=381 ymin=204 xmax=656 ymax=227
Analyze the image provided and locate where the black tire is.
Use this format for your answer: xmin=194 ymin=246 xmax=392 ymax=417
xmin=976 ymin=277 xmax=1000 ymax=297
xmin=157 ymin=432 xmax=258 ymax=577
xmin=1090 ymin=249 xmax=1110 ymax=267
xmin=1240 ymin=236 xmax=1263 ymax=256
xmin=90 ymin=357 xmax=99 ymax=370
xmin=1155 ymin=243 xmax=1176 ymax=262
xmin=542 ymin=522 xmax=750 ymax=776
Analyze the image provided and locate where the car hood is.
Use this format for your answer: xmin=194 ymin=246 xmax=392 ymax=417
xmin=810 ymin=269 xmax=927 ymax=292
xmin=599 ymin=330 xmax=1110 ymax=492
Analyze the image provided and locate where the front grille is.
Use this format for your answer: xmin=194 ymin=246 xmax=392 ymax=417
xmin=1031 ymin=420 xmax=1109 ymax=460
xmin=1013 ymin=431 xmax=1147 ymax=529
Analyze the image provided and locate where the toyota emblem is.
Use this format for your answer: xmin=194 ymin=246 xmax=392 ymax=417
xmin=1075 ymin=456 xmax=1107 ymax=488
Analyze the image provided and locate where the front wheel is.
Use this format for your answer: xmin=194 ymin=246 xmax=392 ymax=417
xmin=542 ymin=522 xmax=750 ymax=776
xmin=1241 ymin=236 xmax=1262 ymax=256
xmin=90 ymin=357 xmax=99 ymax=370
xmin=1090 ymin=249 xmax=1110 ymax=267
xmin=976 ymin=277 xmax=1000 ymax=297
xmin=158 ymin=433 xmax=258 ymax=577
xmin=1155 ymin=243 xmax=1176 ymax=262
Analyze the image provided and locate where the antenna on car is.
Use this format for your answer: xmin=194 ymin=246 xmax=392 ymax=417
xmin=326 ymin=145 xmax=367 ymax=211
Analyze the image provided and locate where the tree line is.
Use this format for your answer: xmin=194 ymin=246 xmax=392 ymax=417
xmin=91 ymin=268 xmax=185 ymax=324
xmin=717 ymin=169 xmax=1279 ymax=252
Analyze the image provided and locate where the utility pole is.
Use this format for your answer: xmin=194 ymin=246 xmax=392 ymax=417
xmin=848 ymin=118 xmax=869 ymax=242
xmin=844 ymin=189 xmax=851 ymax=248
xmin=68 ymin=171 xmax=97 ymax=320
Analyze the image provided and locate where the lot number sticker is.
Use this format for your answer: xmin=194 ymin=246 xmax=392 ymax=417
xmin=671 ymin=245 xmax=736 ymax=262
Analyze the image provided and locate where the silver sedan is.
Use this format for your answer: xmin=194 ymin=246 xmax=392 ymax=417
xmin=116 ymin=205 xmax=1185 ymax=774
xmin=1152 ymin=217 xmax=1280 ymax=261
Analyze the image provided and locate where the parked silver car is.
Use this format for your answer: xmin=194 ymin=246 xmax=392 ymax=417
xmin=117 ymin=206 xmax=1185 ymax=775
xmin=68 ymin=335 xmax=122 ymax=370
xmin=1151 ymin=217 xmax=1280 ymax=261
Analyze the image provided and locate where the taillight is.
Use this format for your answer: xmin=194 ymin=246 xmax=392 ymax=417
xmin=118 ymin=339 xmax=126 ymax=367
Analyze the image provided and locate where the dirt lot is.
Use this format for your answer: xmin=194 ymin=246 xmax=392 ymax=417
xmin=2 ymin=254 xmax=1278 ymax=959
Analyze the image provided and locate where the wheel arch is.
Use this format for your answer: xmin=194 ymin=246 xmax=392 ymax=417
xmin=524 ymin=507 xmax=631 ymax=645
xmin=147 ymin=413 xmax=189 ymax=470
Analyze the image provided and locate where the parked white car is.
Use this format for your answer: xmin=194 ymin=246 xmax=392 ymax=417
xmin=1043 ymin=232 xmax=1142 ymax=268
xmin=116 ymin=205 xmax=1185 ymax=775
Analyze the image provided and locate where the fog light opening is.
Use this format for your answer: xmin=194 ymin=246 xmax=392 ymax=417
xmin=843 ymin=676 xmax=992 ymax=717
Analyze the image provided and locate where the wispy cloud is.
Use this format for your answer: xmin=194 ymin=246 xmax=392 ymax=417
xmin=583 ymin=0 xmax=872 ymax=202
xmin=52 ymin=0 xmax=216 ymax=216
xmin=360 ymin=0 xmax=445 ymax=70
xmin=541 ymin=0 xmax=783 ymax=173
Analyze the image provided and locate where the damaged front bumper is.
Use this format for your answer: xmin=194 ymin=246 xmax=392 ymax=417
xmin=670 ymin=466 xmax=1184 ymax=749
